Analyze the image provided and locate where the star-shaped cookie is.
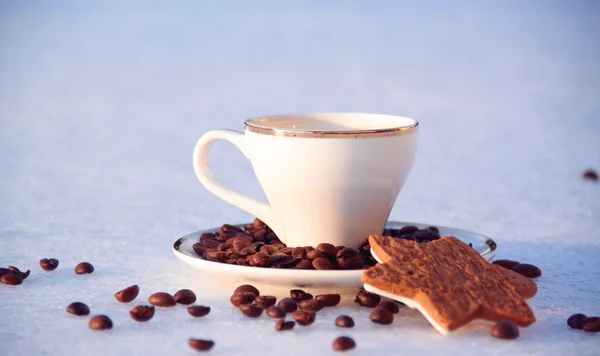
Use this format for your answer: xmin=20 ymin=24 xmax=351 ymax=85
xmin=362 ymin=235 xmax=536 ymax=334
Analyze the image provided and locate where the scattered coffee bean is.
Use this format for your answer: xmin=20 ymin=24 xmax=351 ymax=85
xmin=377 ymin=300 xmax=400 ymax=314
xmin=89 ymin=315 xmax=113 ymax=330
xmin=188 ymin=338 xmax=215 ymax=352
xmin=66 ymin=302 xmax=90 ymax=316
xmin=174 ymin=289 xmax=197 ymax=304
xmin=75 ymin=262 xmax=94 ymax=275
xmin=254 ymin=295 xmax=277 ymax=309
xmin=492 ymin=259 xmax=520 ymax=270
xmin=230 ymin=293 xmax=254 ymax=307
xmin=266 ymin=306 xmax=286 ymax=319
xmin=277 ymin=298 xmax=298 ymax=313
xmin=512 ymin=263 xmax=542 ymax=278
xmin=298 ymin=299 xmax=324 ymax=313
xmin=234 ymin=284 xmax=260 ymax=297
xmin=315 ymin=294 xmax=341 ymax=307
xmin=239 ymin=303 xmax=263 ymax=318
xmin=335 ymin=315 xmax=355 ymax=328
xmin=354 ymin=289 xmax=380 ymax=307
xmin=0 ymin=273 xmax=23 ymax=285
xmin=582 ymin=317 xmax=600 ymax=332
xmin=114 ymin=285 xmax=139 ymax=303
xmin=187 ymin=305 xmax=211 ymax=318
xmin=148 ymin=292 xmax=176 ymax=307
xmin=332 ymin=336 xmax=356 ymax=352
xmin=292 ymin=310 xmax=315 ymax=326
xmin=490 ymin=321 xmax=520 ymax=339
xmin=370 ymin=307 xmax=394 ymax=325
xmin=275 ymin=319 xmax=295 ymax=331
xmin=130 ymin=305 xmax=155 ymax=322
xmin=39 ymin=258 xmax=59 ymax=271
xmin=8 ymin=266 xmax=30 ymax=280
xmin=583 ymin=169 xmax=598 ymax=181
xmin=567 ymin=313 xmax=587 ymax=329
xmin=312 ymin=257 xmax=334 ymax=270
xmin=290 ymin=289 xmax=313 ymax=302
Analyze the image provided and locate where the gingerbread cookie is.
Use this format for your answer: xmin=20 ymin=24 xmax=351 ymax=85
xmin=362 ymin=235 xmax=536 ymax=334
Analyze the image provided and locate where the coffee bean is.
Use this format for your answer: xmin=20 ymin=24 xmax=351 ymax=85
xmin=399 ymin=225 xmax=419 ymax=234
xmin=199 ymin=238 xmax=220 ymax=249
xmin=130 ymin=305 xmax=155 ymax=322
xmin=253 ymin=218 xmax=266 ymax=229
xmin=292 ymin=310 xmax=315 ymax=326
xmin=492 ymin=259 xmax=520 ymax=270
xmin=271 ymin=242 xmax=286 ymax=250
xmin=0 ymin=273 xmax=23 ymax=285
xmin=336 ymin=248 xmax=364 ymax=269
xmin=298 ymin=299 xmax=324 ymax=313
xmin=294 ymin=260 xmax=314 ymax=269
xmin=277 ymin=298 xmax=298 ymax=313
xmin=249 ymin=252 xmax=272 ymax=267
xmin=354 ymin=289 xmax=380 ymax=307
xmin=414 ymin=230 xmax=439 ymax=242
xmin=217 ymin=243 xmax=231 ymax=252
xmin=188 ymin=338 xmax=215 ymax=352
xmin=148 ymin=292 xmax=176 ymax=307
xmin=239 ymin=303 xmax=263 ymax=318
xmin=114 ymin=285 xmax=139 ymax=303
xmin=279 ymin=247 xmax=294 ymax=255
xmin=512 ymin=263 xmax=542 ymax=278
xmin=89 ymin=315 xmax=113 ymax=330
xmin=332 ymin=336 xmax=356 ymax=352
xmin=490 ymin=321 xmax=520 ymax=339
xmin=230 ymin=293 xmax=254 ymax=307
xmin=205 ymin=250 xmax=227 ymax=262
xmin=66 ymin=302 xmax=90 ymax=316
xmin=39 ymin=258 xmax=59 ymax=271
xmin=426 ymin=226 xmax=440 ymax=233
xmin=174 ymin=289 xmax=197 ymax=304
xmin=377 ymin=300 xmax=400 ymax=314
xmin=275 ymin=319 xmax=295 ymax=331
xmin=312 ymin=257 xmax=334 ymax=270
xmin=583 ymin=317 xmax=600 ymax=332
xmin=230 ymin=237 xmax=252 ymax=250
xmin=75 ymin=262 xmax=94 ymax=275
xmin=260 ymin=245 xmax=279 ymax=255
xmin=315 ymin=294 xmax=341 ymax=307
xmin=370 ymin=307 xmax=394 ymax=325
xmin=0 ymin=268 xmax=12 ymax=278
xmin=249 ymin=241 xmax=265 ymax=252
xmin=187 ymin=305 xmax=211 ymax=318
xmin=255 ymin=295 xmax=277 ymax=309
xmin=567 ymin=313 xmax=587 ymax=329
xmin=290 ymin=289 xmax=313 ymax=302
xmin=306 ymin=250 xmax=324 ymax=260
xmin=234 ymin=284 xmax=260 ymax=297
xmin=8 ymin=266 xmax=30 ymax=280
xmin=221 ymin=224 xmax=244 ymax=235
xmin=316 ymin=243 xmax=337 ymax=261
xmin=335 ymin=315 xmax=354 ymax=328
xmin=192 ymin=243 xmax=208 ymax=257
xmin=199 ymin=232 xmax=216 ymax=240
xmin=266 ymin=306 xmax=286 ymax=319
xmin=253 ymin=228 xmax=268 ymax=240
xmin=237 ymin=257 xmax=250 ymax=266
xmin=291 ymin=247 xmax=307 ymax=259
xmin=396 ymin=234 xmax=416 ymax=241
xmin=583 ymin=169 xmax=598 ymax=181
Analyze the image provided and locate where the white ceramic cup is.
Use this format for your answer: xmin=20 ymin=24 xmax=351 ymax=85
xmin=193 ymin=113 xmax=418 ymax=248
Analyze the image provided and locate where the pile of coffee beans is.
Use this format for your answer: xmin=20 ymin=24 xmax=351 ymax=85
xmin=193 ymin=219 xmax=443 ymax=269
xmin=492 ymin=259 xmax=542 ymax=279
xmin=567 ymin=313 xmax=600 ymax=332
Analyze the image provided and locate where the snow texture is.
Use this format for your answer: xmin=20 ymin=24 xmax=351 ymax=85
xmin=1 ymin=1 xmax=599 ymax=355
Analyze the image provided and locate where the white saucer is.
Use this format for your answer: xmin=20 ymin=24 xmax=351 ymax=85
xmin=172 ymin=221 xmax=497 ymax=287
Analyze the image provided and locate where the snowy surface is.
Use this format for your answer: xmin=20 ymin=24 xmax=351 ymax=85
xmin=1 ymin=1 xmax=599 ymax=355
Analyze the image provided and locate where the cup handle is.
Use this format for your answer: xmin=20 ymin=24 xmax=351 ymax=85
xmin=193 ymin=130 xmax=280 ymax=239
